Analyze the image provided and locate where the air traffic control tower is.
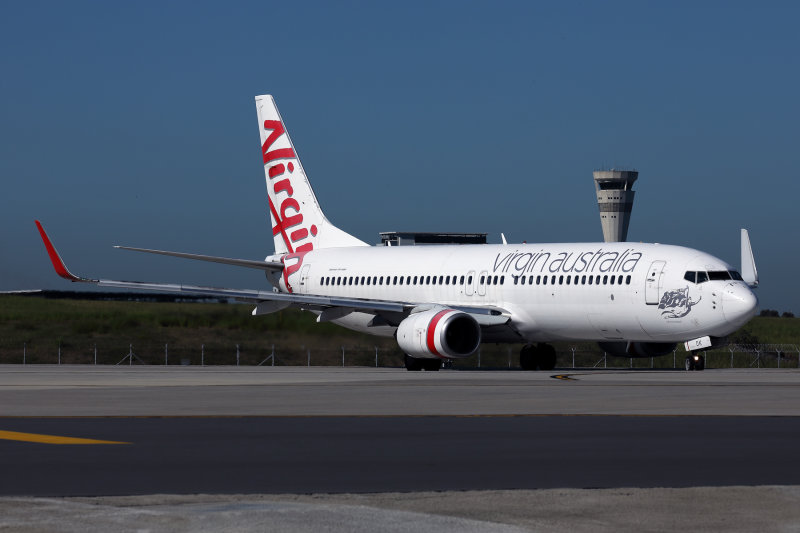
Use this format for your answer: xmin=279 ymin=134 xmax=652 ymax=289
xmin=593 ymin=169 xmax=638 ymax=242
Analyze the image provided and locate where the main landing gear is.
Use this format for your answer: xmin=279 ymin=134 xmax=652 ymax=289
xmin=685 ymin=352 xmax=706 ymax=371
xmin=404 ymin=354 xmax=441 ymax=371
xmin=519 ymin=343 xmax=557 ymax=371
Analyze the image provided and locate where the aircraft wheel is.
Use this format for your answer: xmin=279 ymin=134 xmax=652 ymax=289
xmin=685 ymin=356 xmax=694 ymax=371
xmin=539 ymin=344 xmax=557 ymax=371
xmin=423 ymin=359 xmax=441 ymax=371
xmin=404 ymin=354 xmax=423 ymax=371
xmin=520 ymin=345 xmax=536 ymax=370
xmin=696 ymin=355 xmax=705 ymax=371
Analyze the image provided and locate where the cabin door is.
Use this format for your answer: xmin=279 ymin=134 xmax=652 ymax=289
xmin=298 ymin=264 xmax=311 ymax=294
xmin=645 ymin=260 xmax=666 ymax=305
xmin=465 ymin=270 xmax=475 ymax=296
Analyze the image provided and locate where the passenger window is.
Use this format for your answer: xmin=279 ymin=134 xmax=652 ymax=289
xmin=603 ymin=275 xmax=608 ymax=284
xmin=460 ymin=275 xmax=465 ymax=285
xmin=596 ymin=275 xmax=601 ymax=285
xmin=551 ymin=275 xmax=556 ymax=284
xmin=493 ymin=275 xmax=498 ymax=285
xmin=468 ymin=275 xmax=472 ymax=285
xmin=348 ymin=277 xmax=353 ymax=285
xmin=500 ymin=276 xmax=505 ymax=285
xmin=529 ymin=276 xmax=534 ymax=285
xmin=399 ymin=276 xmax=403 ymax=285
xmin=543 ymin=276 xmax=547 ymax=285
xmin=559 ymin=275 xmax=563 ymax=285
xmin=480 ymin=275 xmax=485 ymax=284
xmin=588 ymin=276 xmax=593 ymax=285
xmin=610 ymin=275 xmax=615 ymax=285
xmin=626 ymin=275 xmax=631 ymax=284
xmin=393 ymin=276 xmax=397 ymax=285
xmin=445 ymin=276 xmax=450 ymax=285
xmin=520 ymin=276 xmax=526 ymax=285
xmin=432 ymin=276 xmax=437 ymax=285
xmin=536 ymin=276 xmax=541 ymax=285
xmin=618 ymin=275 xmax=623 ymax=285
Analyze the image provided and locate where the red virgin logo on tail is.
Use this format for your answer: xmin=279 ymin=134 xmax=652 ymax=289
xmin=262 ymin=119 xmax=316 ymax=292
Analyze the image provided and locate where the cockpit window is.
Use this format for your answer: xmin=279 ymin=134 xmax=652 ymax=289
xmin=708 ymin=271 xmax=731 ymax=281
xmin=685 ymin=270 xmax=743 ymax=284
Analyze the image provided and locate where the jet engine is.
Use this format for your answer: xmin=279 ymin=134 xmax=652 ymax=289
xmin=598 ymin=341 xmax=677 ymax=358
xmin=397 ymin=308 xmax=481 ymax=359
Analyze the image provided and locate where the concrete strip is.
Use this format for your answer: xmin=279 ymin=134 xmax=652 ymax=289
xmin=0 ymin=496 xmax=527 ymax=533
xmin=2 ymin=486 xmax=799 ymax=533
xmin=0 ymin=366 xmax=798 ymax=417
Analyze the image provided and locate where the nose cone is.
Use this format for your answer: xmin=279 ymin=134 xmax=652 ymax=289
xmin=722 ymin=284 xmax=759 ymax=328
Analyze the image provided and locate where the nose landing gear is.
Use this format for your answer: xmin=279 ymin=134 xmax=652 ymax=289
xmin=685 ymin=352 xmax=705 ymax=371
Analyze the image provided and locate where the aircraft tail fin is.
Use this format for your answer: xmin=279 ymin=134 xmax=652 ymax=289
xmin=740 ymin=229 xmax=758 ymax=288
xmin=255 ymin=95 xmax=368 ymax=255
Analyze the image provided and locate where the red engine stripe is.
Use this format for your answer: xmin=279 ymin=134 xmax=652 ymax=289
xmin=426 ymin=310 xmax=451 ymax=358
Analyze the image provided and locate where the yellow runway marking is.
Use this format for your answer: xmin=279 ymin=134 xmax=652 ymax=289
xmin=0 ymin=430 xmax=129 ymax=445
xmin=552 ymin=374 xmax=578 ymax=381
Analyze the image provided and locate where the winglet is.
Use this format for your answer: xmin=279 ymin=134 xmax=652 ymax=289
xmin=35 ymin=221 xmax=94 ymax=282
xmin=741 ymin=228 xmax=758 ymax=288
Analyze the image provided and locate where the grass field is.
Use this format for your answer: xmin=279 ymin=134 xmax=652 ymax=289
xmin=1 ymin=294 xmax=798 ymax=368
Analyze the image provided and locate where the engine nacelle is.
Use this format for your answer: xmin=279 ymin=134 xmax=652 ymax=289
xmin=397 ymin=308 xmax=481 ymax=359
xmin=598 ymin=341 xmax=678 ymax=358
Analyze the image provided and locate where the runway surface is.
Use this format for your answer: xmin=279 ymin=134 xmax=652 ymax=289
xmin=1 ymin=365 xmax=799 ymax=531
xmin=2 ymin=415 xmax=800 ymax=497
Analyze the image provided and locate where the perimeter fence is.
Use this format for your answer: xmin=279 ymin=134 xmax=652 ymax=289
xmin=0 ymin=337 xmax=798 ymax=370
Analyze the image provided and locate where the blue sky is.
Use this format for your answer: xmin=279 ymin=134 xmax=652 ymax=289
xmin=1 ymin=1 xmax=798 ymax=312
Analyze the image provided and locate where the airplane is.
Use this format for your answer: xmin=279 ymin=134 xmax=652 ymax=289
xmin=36 ymin=94 xmax=759 ymax=372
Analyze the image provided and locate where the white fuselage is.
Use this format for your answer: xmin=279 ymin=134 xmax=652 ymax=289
xmin=278 ymin=241 xmax=758 ymax=345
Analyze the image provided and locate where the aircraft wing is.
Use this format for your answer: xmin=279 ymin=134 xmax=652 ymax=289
xmin=114 ymin=246 xmax=284 ymax=272
xmin=36 ymin=221 xmax=509 ymax=325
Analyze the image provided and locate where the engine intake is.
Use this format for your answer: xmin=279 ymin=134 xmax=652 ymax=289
xmin=397 ymin=308 xmax=481 ymax=359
